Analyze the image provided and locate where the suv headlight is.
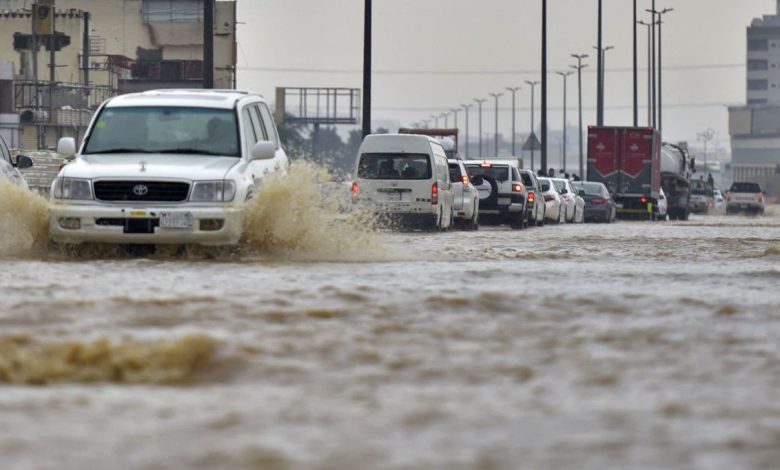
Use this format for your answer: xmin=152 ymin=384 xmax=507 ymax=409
xmin=52 ymin=177 xmax=93 ymax=200
xmin=190 ymin=180 xmax=236 ymax=202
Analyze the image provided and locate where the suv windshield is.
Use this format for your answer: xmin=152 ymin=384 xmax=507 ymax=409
xmin=466 ymin=164 xmax=509 ymax=182
xmin=730 ymin=182 xmax=761 ymax=193
xmin=358 ymin=153 xmax=431 ymax=179
xmin=84 ymin=107 xmax=240 ymax=156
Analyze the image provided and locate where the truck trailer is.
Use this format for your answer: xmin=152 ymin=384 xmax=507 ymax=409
xmin=587 ymin=126 xmax=661 ymax=220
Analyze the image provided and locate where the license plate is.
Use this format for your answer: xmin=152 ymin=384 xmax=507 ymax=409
xmin=615 ymin=203 xmax=624 ymax=208
xmin=498 ymin=197 xmax=511 ymax=205
xmin=160 ymin=212 xmax=193 ymax=229
xmin=386 ymin=191 xmax=402 ymax=202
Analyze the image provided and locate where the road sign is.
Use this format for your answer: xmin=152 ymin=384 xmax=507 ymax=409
xmin=522 ymin=132 xmax=541 ymax=151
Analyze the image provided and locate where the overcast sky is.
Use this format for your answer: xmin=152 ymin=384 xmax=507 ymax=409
xmin=235 ymin=0 xmax=776 ymax=152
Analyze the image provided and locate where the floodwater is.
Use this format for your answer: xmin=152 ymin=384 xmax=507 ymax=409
xmin=1 ymin=175 xmax=780 ymax=469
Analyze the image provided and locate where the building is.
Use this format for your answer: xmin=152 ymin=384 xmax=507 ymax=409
xmin=728 ymin=1 xmax=780 ymax=195
xmin=0 ymin=0 xmax=236 ymax=150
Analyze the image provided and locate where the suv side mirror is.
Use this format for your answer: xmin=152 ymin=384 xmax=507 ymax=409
xmin=57 ymin=137 xmax=77 ymax=157
xmin=578 ymin=189 xmax=586 ymax=197
xmin=14 ymin=155 xmax=33 ymax=169
xmin=251 ymin=141 xmax=276 ymax=160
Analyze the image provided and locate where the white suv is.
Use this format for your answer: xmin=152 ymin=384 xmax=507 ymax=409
xmin=49 ymin=89 xmax=288 ymax=246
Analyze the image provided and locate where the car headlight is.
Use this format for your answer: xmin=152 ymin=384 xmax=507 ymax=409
xmin=52 ymin=177 xmax=93 ymax=200
xmin=190 ymin=180 xmax=236 ymax=202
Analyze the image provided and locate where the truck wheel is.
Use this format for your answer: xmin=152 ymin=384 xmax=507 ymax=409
xmin=680 ymin=208 xmax=690 ymax=221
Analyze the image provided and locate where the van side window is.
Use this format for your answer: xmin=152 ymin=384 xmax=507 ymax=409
xmin=0 ymin=137 xmax=11 ymax=163
xmin=258 ymin=103 xmax=280 ymax=148
xmin=242 ymin=108 xmax=258 ymax=156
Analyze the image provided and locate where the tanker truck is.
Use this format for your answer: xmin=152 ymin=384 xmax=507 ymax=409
xmin=660 ymin=143 xmax=695 ymax=220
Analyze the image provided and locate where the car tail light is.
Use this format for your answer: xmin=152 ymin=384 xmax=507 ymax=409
xmin=757 ymin=193 xmax=765 ymax=202
xmin=512 ymin=183 xmax=524 ymax=193
xmin=462 ymin=175 xmax=470 ymax=185
xmin=593 ymin=197 xmax=608 ymax=205
xmin=544 ymin=195 xmax=554 ymax=202
xmin=351 ymin=182 xmax=358 ymax=199
xmin=708 ymin=201 xmax=714 ymax=208
xmin=431 ymin=182 xmax=439 ymax=205
xmin=640 ymin=196 xmax=648 ymax=204
xmin=528 ymin=192 xmax=536 ymax=204
xmin=480 ymin=162 xmax=492 ymax=168
xmin=726 ymin=192 xmax=733 ymax=201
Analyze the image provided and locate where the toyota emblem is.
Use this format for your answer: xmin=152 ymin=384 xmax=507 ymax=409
xmin=133 ymin=184 xmax=149 ymax=197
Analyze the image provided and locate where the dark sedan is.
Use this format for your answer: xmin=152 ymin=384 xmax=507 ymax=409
xmin=573 ymin=181 xmax=617 ymax=223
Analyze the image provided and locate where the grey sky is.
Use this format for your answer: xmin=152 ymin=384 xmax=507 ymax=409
xmin=236 ymin=0 xmax=774 ymax=151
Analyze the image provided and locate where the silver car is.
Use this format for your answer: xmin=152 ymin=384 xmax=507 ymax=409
xmin=448 ymin=159 xmax=479 ymax=230
xmin=0 ymin=135 xmax=33 ymax=189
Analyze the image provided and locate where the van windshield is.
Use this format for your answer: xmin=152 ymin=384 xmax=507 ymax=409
xmin=358 ymin=153 xmax=432 ymax=180
xmin=83 ymin=107 xmax=240 ymax=157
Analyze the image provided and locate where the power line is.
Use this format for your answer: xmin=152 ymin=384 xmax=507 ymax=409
xmin=372 ymin=102 xmax=735 ymax=112
xmin=240 ymin=63 xmax=744 ymax=76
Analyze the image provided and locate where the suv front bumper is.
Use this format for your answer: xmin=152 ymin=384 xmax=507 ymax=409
xmin=49 ymin=203 xmax=244 ymax=245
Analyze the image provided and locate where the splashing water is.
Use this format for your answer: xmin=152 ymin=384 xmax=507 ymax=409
xmin=0 ymin=181 xmax=49 ymax=256
xmin=242 ymin=162 xmax=384 ymax=261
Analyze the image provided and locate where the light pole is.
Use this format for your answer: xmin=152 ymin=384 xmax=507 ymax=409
xmin=593 ymin=45 xmax=614 ymax=124
xmin=698 ymin=128 xmax=715 ymax=173
xmin=556 ymin=71 xmax=574 ymax=173
xmin=506 ymin=86 xmax=521 ymax=156
xmin=571 ymin=54 xmax=588 ymax=180
xmin=638 ymin=20 xmax=654 ymax=126
xmin=541 ymin=0 xmax=548 ymax=173
xmin=489 ymin=92 xmax=503 ymax=156
xmin=441 ymin=112 xmax=449 ymax=128
xmin=633 ymin=0 xmax=638 ymax=127
xmin=461 ymin=103 xmax=473 ymax=158
xmin=596 ymin=0 xmax=603 ymax=126
xmin=649 ymin=7 xmax=673 ymax=133
xmin=474 ymin=98 xmax=487 ymax=157
xmin=450 ymin=108 xmax=460 ymax=130
xmin=431 ymin=114 xmax=439 ymax=128
xmin=422 ymin=119 xmax=430 ymax=129
xmin=362 ymin=0 xmax=372 ymax=138
xmin=525 ymin=80 xmax=539 ymax=170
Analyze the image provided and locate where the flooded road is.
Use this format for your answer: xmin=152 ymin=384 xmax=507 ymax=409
xmin=2 ymin=208 xmax=780 ymax=469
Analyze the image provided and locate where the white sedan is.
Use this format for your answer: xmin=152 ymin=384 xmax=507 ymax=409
xmin=538 ymin=177 xmax=566 ymax=224
xmin=551 ymin=178 xmax=585 ymax=223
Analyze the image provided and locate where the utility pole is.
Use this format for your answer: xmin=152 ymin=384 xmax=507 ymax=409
xmin=541 ymin=0 xmax=549 ymax=172
xmin=633 ymin=0 xmax=638 ymax=126
xmin=638 ymin=20 xmax=653 ymax=126
xmin=431 ymin=114 xmax=439 ymax=128
xmin=556 ymin=71 xmax=573 ymax=173
xmin=654 ymin=8 xmax=673 ymax=133
xmin=648 ymin=1 xmax=656 ymax=128
xmin=698 ymin=128 xmax=714 ymax=173
xmin=461 ymin=103 xmax=473 ymax=158
xmin=525 ymin=80 xmax=539 ymax=170
xmin=442 ymin=112 xmax=449 ymax=128
xmin=203 ymin=0 xmax=214 ymax=88
xmin=506 ymin=86 xmax=521 ymax=156
xmin=362 ymin=0 xmax=372 ymax=138
xmin=596 ymin=0 xmax=603 ymax=126
xmin=474 ymin=98 xmax=487 ymax=157
xmin=571 ymin=54 xmax=588 ymax=180
xmin=594 ymin=45 xmax=614 ymax=124
xmin=489 ymin=92 xmax=503 ymax=156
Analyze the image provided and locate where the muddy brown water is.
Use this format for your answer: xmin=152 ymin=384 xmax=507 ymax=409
xmin=1 ymin=174 xmax=780 ymax=469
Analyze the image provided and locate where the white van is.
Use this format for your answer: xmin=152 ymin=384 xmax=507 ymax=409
xmin=353 ymin=134 xmax=454 ymax=230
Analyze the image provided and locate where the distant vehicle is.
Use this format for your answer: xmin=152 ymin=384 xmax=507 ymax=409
xmin=550 ymin=177 xmax=585 ymax=223
xmin=713 ymin=189 xmax=726 ymax=212
xmin=538 ymin=177 xmax=566 ymax=224
xmin=519 ymin=169 xmax=546 ymax=226
xmin=588 ymin=126 xmax=663 ymax=220
xmin=464 ymin=159 xmax=528 ymax=229
xmin=49 ymin=89 xmax=289 ymax=246
xmin=689 ymin=179 xmax=715 ymax=214
xmin=354 ymin=134 xmax=455 ymax=231
xmin=660 ymin=143 xmax=694 ymax=220
xmin=0 ymin=135 xmax=33 ymax=189
xmin=726 ymin=182 xmax=765 ymax=215
xmin=657 ymin=187 xmax=668 ymax=220
xmin=448 ymin=159 xmax=479 ymax=230
xmin=573 ymin=181 xmax=617 ymax=223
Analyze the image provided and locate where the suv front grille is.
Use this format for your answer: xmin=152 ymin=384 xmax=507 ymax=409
xmin=94 ymin=181 xmax=190 ymax=202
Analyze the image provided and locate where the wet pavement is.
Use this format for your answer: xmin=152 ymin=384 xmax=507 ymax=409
xmin=1 ymin=201 xmax=780 ymax=469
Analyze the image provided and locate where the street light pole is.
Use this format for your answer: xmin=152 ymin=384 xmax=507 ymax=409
xmin=506 ymin=86 xmax=521 ymax=156
xmin=653 ymin=8 xmax=673 ymax=133
xmin=556 ymin=71 xmax=574 ymax=173
xmin=541 ymin=0 xmax=549 ymax=172
xmin=489 ymin=92 xmax=503 ymax=156
xmin=461 ymin=103 xmax=473 ymax=158
xmin=362 ymin=0 xmax=372 ymax=138
xmin=442 ymin=112 xmax=449 ymax=128
xmin=638 ymin=20 xmax=653 ymax=126
xmin=596 ymin=0 xmax=603 ymax=126
xmin=594 ymin=45 xmax=614 ymax=124
xmin=474 ymin=98 xmax=487 ymax=157
xmin=525 ymin=80 xmax=539 ymax=171
xmin=431 ymin=114 xmax=439 ymax=128
xmin=633 ymin=0 xmax=638 ymax=127
xmin=571 ymin=54 xmax=588 ymax=180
